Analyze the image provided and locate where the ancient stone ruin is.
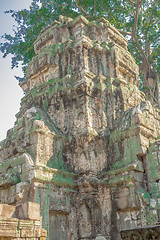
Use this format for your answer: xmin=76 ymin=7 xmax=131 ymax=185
xmin=0 ymin=15 xmax=160 ymax=240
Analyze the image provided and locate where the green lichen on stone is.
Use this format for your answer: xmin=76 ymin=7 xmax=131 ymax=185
xmin=51 ymin=170 xmax=75 ymax=187
xmin=47 ymin=141 xmax=72 ymax=172
xmin=0 ymin=155 xmax=24 ymax=174
xmin=45 ymin=184 xmax=50 ymax=237
xmin=22 ymin=76 xmax=73 ymax=113
xmin=147 ymin=143 xmax=160 ymax=196
xmin=47 ymin=142 xmax=64 ymax=170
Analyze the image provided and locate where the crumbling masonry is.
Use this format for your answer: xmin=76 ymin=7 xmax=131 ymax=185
xmin=0 ymin=15 xmax=160 ymax=240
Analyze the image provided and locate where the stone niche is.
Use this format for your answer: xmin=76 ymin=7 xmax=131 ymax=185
xmin=0 ymin=15 xmax=160 ymax=240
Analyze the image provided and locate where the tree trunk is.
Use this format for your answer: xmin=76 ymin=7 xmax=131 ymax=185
xmin=142 ymin=61 xmax=159 ymax=106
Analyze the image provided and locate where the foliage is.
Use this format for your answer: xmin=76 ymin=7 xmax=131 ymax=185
xmin=0 ymin=0 xmax=78 ymax=81
xmin=0 ymin=0 xmax=159 ymax=102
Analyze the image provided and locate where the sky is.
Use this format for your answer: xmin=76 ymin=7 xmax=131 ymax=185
xmin=0 ymin=0 xmax=32 ymax=141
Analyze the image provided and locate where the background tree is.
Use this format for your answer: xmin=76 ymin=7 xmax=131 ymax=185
xmin=0 ymin=0 xmax=159 ymax=103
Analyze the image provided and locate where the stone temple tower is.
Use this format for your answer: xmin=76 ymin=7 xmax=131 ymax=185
xmin=0 ymin=15 xmax=160 ymax=240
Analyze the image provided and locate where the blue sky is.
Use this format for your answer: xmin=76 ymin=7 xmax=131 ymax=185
xmin=0 ymin=0 xmax=32 ymax=141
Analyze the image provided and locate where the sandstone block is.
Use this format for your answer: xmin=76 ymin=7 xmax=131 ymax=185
xmin=41 ymin=228 xmax=47 ymax=237
xmin=0 ymin=218 xmax=18 ymax=237
xmin=0 ymin=204 xmax=15 ymax=218
xmin=15 ymin=202 xmax=40 ymax=220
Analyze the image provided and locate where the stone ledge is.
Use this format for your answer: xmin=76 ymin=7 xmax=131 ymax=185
xmin=121 ymin=224 xmax=160 ymax=240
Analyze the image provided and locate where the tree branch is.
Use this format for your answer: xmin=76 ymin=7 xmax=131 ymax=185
xmin=148 ymin=0 xmax=157 ymax=28
xmin=133 ymin=0 xmax=141 ymax=35
xmin=73 ymin=0 xmax=92 ymax=18
xmin=126 ymin=0 xmax=136 ymax=5
xmin=131 ymin=38 xmax=142 ymax=59
xmin=119 ymin=29 xmax=133 ymax=36
xmin=144 ymin=0 xmax=157 ymax=58
xmin=153 ymin=16 xmax=160 ymax=24
xmin=140 ymin=4 xmax=143 ymax=26
xmin=119 ymin=28 xmax=148 ymax=65
xmin=134 ymin=35 xmax=149 ymax=65
xmin=121 ymin=0 xmax=132 ymax=14
xmin=123 ymin=0 xmax=136 ymax=18
xmin=122 ymin=1 xmax=149 ymax=66
xmin=94 ymin=0 xmax=96 ymax=16
xmin=139 ymin=0 xmax=143 ymax=5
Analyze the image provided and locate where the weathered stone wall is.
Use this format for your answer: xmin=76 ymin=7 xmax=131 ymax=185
xmin=0 ymin=15 xmax=160 ymax=240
